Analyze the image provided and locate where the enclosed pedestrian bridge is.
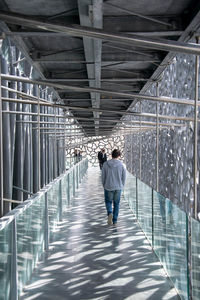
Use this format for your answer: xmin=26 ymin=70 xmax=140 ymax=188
xmin=0 ymin=1 xmax=200 ymax=299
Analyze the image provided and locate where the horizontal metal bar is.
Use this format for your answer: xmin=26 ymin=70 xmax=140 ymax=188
xmin=1 ymin=109 xmax=196 ymax=122
xmin=37 ymin=78 xmax=151 ymax=83
xmin=2 ymin=96 xmax=53 ymax=106
xmin=1 ymin=74 xmax=196 ymax=107
xmin=13 ymin=185 xmax=34 ymax=196
xmin=1 ymin=86 xmax=51 ymax=103
xmin=2 ymin=110 xmax=66 ymax=118
xmin=122 ymin=31 xmax=184 ymax=37
xmin=64 ymin=97 xmax=141 ymax=101
xmin=5 ymin=30 xmax=184 ymax=37
xmin=3 ymin=198 xmax=23 ymax=204
xmin=34 ymin=127 xmax=82 ymax=131
xmin=2 ymin=96 xmax=194 ymax=121
xmin=1 ymin=11 xmax=200 ymax=55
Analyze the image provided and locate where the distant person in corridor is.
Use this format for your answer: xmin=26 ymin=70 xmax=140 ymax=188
xmin=98 ymin=148 xmax=107 ymax=170
xmin=102 ymin=149 xmax=126 ymax=226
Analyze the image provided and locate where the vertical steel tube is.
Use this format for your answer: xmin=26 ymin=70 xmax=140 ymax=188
xmin=139 ymin=103 xmax=142 ymax=179
xmin=22 ymin=82 xmax=31 ymax=200
xmin=59 ymin=180 xmax=62 ymax=221
xmin=156 ymin=83 xmax=159 ymax=191
xmin=73 ymin=168 xmax=75 ymax=197
xmin=0 ymin=58 xmax=3 ymax=216
xmin=45 ymin=105 xmax=48 ymax=185
xmin=44 ymin=192 xmax=49 ymax=251
xmin=37 ymin=86 xmax=41 ymax=189
xmin=194 ymin=45 xmax=199 ymax=219
xmin=131 ymin=117 xmax=133 ymax=174
xmin=2 ymin=57 xmax=12 ymax=213
xmin=13 ymin=69 xmax=23 ymax=202
xmin=76 ymin=165 xmax=79 ymax=189
xmin=40 ymin=103 xmax=45 ymax=188
xmin=64 ymin=119 xmax=66 ymax=172
xmin=194 ymin=38 xmax=199 ymax=219
xmin=53 ymin=107 xmax=57 ymax=178
xmin=9 ymin=65 xmax=17 ymax=200
xmin=67 ymin=173 xmax=70 ymax=202
xmin=32 ymin=84 xmax=39 ymax=192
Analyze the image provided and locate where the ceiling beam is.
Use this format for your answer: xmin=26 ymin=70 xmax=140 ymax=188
xmin=1 ymin=11 xmax=200 ymax=55
xmin=78 ymin=0 xmax=103 ymax=132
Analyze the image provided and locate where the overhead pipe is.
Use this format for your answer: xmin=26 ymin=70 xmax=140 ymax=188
xmin=0 ymin=11 xmax=200 ymax=55
xmin=1 ymin=74 xmax=197 ymax=107
xmin=1 ymin=109 xmax=197 ymax=122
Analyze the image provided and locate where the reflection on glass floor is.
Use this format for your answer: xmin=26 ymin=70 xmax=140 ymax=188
xmin=20 ymin=168 xmax=179 ymax=300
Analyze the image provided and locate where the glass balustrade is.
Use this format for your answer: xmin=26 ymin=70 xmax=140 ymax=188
xmin=0 ymin=158 xmax=88 ymax=300
xmin=191 ymin=217 xmax=200 ymax=300
xmin=124 ymin=171 xmax=191 ymax=300
xmin=0 ymin=220 xmax=13 ymax=300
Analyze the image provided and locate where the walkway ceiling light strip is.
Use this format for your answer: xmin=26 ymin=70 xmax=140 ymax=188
xmin=0 ymin=11 xmax=200 ymax=55
xmin=1 ymin=75 xmax=197 ymax=107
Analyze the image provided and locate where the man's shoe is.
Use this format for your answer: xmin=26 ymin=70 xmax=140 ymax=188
xmin=107 ymin=214 xmax=113 ymax=225
xmin=113 ymin=222 xmax=117 ymax=226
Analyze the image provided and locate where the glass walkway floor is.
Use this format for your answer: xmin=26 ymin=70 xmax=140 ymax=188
xmin=20 ymin=168 xmax=179 ymax=300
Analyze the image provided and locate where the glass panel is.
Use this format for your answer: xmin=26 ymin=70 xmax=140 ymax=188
xmin=69 ymin=170 xmax=74 ymax=199
xmin=0 ymin=221 xmax=13 ymax=300
xmin=124 ymin=172 xmax=137 ymax=215
xmin=138 ymin=179 xmax=152 ymax=243
xmin=16 ymin=195 xmax=45 ymax=295
xmin=153 ymin=191 xmax=188 ymax=300
xmin=191 ymin=217 xmax=200 ymax=300
xmin=48 ymin=182 xmax=59 ymax=240
xmin=61 ymin=175 xmax=67 ymax=210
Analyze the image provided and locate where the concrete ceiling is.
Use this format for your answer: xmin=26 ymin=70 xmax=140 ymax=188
xmin=0 ymin=0 xmax=200 ymax=136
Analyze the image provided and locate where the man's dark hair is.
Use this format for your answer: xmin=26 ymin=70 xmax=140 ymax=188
xmin=112 ymin=149 xmax=121 ymax=158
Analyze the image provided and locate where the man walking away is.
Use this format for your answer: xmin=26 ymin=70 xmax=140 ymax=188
xmin=102 ymin=149 xmax=126 ymax=226
xmin=98 ymin=148 xmax=107 ymax=170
